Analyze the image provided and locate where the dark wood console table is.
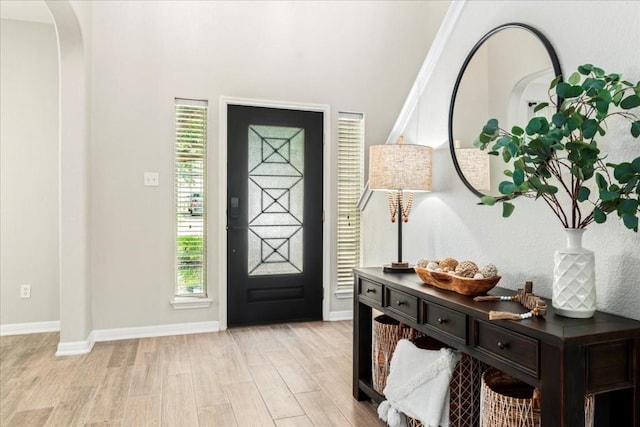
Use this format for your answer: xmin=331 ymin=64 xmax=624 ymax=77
xmin=352 ymin=267 xmax=640 ymax=426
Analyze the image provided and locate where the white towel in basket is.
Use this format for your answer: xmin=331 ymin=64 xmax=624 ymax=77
xmin=378 ymin=339 xmax=461 ymax=427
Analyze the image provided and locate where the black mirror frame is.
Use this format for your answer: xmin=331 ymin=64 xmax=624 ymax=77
xmin=448 ymin=22 xmax=563 ymax=198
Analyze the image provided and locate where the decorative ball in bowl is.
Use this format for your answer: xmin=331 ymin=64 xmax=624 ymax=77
xmin=414 ymin=258 xmax=500 ymax=296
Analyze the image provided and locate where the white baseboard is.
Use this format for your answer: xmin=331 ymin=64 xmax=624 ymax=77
xmin=56 ymin=333 xmax=95 ymax=357
xmin=92 ymin=320 xmax=220 ymax=342
xmin=328 ymin=310 xmax=353 ymax=321
xmin=54 ymin=321 xmax=220 ymax=357
xmin=0 ymin=320 xmax=60 ymax=336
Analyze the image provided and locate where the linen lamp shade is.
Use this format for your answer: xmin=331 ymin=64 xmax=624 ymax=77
xmin=369 ymin=143 xmax=433 ymax=192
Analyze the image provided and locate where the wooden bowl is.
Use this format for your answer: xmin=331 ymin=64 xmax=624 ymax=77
xmin=414 ymin=267 xmax=500 ymax=296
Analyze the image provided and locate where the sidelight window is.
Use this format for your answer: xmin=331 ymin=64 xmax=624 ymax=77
xmin=336 ymin=112 xmax=364 ymax=296
xmin=175 ymin=98 xmax=208 ymax=297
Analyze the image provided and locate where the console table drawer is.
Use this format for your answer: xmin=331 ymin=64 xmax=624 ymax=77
xmin=476 ymin=321 xmax=539 ymax=376
xmin=423 ymin=302 xmax=466 ymax=343
xmin=385 ymin=288 xmax=418 ymax=322
xmin=358 ymin=278 xmax=382 ymax=305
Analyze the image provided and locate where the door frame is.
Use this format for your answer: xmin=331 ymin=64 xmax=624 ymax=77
xmin=218 ymin=97 xmax=331 ymax=330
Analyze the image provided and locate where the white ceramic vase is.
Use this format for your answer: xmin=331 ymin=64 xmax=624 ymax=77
xmin=552 ymin=228 xmax=596 ymax=318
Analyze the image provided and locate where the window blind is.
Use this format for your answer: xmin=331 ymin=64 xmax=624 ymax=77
xmin=175 ymin=98 xmax=208 ymax=296
xmin=337 ymin=112 xmax=364 ymax=292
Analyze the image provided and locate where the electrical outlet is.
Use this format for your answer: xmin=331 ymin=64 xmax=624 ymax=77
xmin=20 ymin=284 xmax=31 ymax=299
xmin=144 ymin=172 xmax=159 ymax=187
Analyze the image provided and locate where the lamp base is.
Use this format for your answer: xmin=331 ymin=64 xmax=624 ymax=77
xmin=383 ymin=262 xmax=415 ymax=274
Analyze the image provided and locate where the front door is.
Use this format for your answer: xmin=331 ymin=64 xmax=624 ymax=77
xmin=227 ymin=105 xmax=323 ymax=326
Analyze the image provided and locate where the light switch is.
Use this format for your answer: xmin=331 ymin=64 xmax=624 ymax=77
xmin=144 ymin=172 xmax=159 ymax=187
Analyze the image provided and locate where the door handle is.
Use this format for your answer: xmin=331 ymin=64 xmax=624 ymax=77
xmin=229 ymin=196 xmax=240 ymax=219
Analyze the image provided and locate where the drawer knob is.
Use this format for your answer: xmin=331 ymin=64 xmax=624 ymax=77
xmin=396 ymin=300 xmax=405 ymax=306
xmin=437 ymin=317 xmax=447 ymax=325
xmin=366 ymin=288 xmax=376 ymax=294
xmin=497 ymin=341 xmax=508 ymax=350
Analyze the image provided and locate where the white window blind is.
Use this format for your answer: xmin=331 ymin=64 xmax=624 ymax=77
xmin=175 ymin=98 xmax=208 ymax=296
xmin=337 ymin=112 xmax=364 ymax=293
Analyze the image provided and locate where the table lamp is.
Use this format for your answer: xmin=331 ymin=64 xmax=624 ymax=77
xmin=369 ymin=137 xmax=432 ymax=273
xmin=454 ymin=140 xmax=490 ymax=193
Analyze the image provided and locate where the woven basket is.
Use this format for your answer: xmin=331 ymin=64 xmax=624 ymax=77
xmin=407 ymin=336 xmax=485 ymax=427
xmin=480 ymin=368 xmax=541 ymax=427
xmin=372 ymin=315 xmax=417 ymax=394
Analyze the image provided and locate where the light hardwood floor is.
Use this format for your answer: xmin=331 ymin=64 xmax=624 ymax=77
xmin=0 ymin=321 xmax=385 ymax=427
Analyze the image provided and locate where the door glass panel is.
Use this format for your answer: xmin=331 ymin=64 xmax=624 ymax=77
xmin=247 ymin=125 xmax=304 ymax=276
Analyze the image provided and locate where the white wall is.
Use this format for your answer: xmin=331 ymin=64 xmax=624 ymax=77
xmin=88 ymin=0 xmax=449 ymax=329
xmin=0 ymin=19 xmax=60 ymax=325
xmin=364 ymin=0 xmax=640 ymax=321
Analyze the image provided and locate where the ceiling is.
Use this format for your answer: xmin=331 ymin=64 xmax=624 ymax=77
xmin=0 ymin=0 xmax=52 ymax=24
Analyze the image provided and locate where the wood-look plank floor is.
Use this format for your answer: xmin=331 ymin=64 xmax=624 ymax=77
xmin=0 ymin=321 xmax=385 ymax=427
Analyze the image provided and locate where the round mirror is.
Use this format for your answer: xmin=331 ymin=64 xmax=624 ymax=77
xmin=448 ymin=23 xmax=562 ymax=197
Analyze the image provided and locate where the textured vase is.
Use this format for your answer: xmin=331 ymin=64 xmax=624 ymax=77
xmin=552 ymin=228 xmax=596 ymax=318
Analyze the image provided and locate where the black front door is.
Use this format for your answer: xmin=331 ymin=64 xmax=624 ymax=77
xmin=227 ymin=105 xmax=323 ymax=326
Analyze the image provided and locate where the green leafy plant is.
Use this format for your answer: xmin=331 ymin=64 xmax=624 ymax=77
xmin=476 ymin=64 xmax=640 ymax=231
xmin=177 ymin=235 xmax=204 ymax=292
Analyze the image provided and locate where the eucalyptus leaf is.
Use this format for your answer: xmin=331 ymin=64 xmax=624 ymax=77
xmin=578 ymin=64 xmax=593 ymax=75
xmin=499 ymin=181 xmax=517 ymax=195
xmin=621 ymin=94 xmax=640 ymax=109
xmin=502 ymin=150 xmax=512 ymax=163
xmin=595 ymin=100 xmax=610 ymax=117
xmin=526 ymin=118 xmax=541 ymax=135
xmin=483 ymin=119 xmax=499 ymax=134
xmin=582 ymin=77 xmax=606 ymax=91
xmin=593 ymin=207 xmax=606 ymax=223
xmin=613 ymin=90 xmax=624 ymax=105
xmin=597 ymin=88 xmax=612 ymax=102
xmin=533 ymin=102 xmax=549 ymax=113
xmin=578 ymin=186 xmax=591 ymax=202
xmin=614 ymin=162 xmax=635 ymax=182
xmin=494 ymin=135 xmax=512 ymax=149
xmin=480 ymin=195 xmax=496 ymax=206
xmin=556 ymin=82 xmax=584 ymax=98
xmin=623 ymin=214 xmax=638 ymax=231
xmin=502 ymin=202 xmax=515 ymax=218
xmin=596 ymin=173 xmax=607 ymax=191
xmin=631 ymin=121 xmax=640 ymax=138
xmin=625 ymin=176 xmax=639 ymax=194
xmin=479 ymin=133 xmax=491 ymax=144
xmin=552 ymin=112 xmax=566 ymax=128
xmin=600 ymin=190 xmax=619 ymax=202
xmin=513 ymin=169 xmax=525 ymax=186
xmin=512 ymin=126 xmax=524 ymax=136
xmin=568 ymin=72 xmax=581 ymax=85
xmin=618 ymin=199 xmax=639 ymax=215
xmin=565 ymin=117 xmax=579 ymax=132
